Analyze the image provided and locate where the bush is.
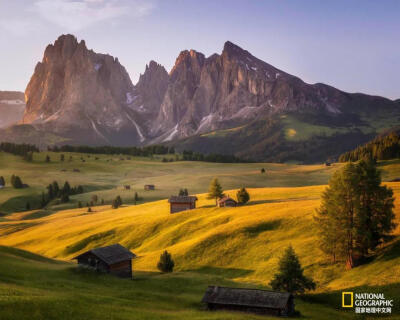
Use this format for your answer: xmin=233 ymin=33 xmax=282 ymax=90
xmin=112 ymin=196 xmax=123 ymax=209
xmin=157 ymin=250 xmax=174 ymax=273
xmin=236 ymin=187 xmax=250 ymax=205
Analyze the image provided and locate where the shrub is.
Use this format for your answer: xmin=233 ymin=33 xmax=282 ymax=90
xmin=236 ymin=187 xmax=250 ymax=205
xmin=157 ymin=250 xmax=174 ymax=273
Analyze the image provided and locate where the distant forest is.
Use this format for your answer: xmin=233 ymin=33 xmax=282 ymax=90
xmin=0 ymin=142 xmax=39 ymax=156
xmin=339 ymin=130 xmax=400 ymax=162
xmin=0 ymin=142 xmax=249 ymax=163
xmin=49 ymin=145 xmax=174 ymax=156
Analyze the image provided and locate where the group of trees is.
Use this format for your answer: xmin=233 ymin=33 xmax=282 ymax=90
xmin=11 ymin=175 xmax=25 ymax=189
xmin=181 ymin=150 xmax=250 ymax=163
xmin=178 ymin=188 xmax=189 ymax=196
xmin=48 ymin=145 xmax=174 ymax=157
xmin=339 ymin=131 xmax=400 ymax=162
xmin=0 ymin=142 xmax=38 ymax=157
xmin=42 ymin=181 xmax=84 ymax=207
xmin=315 ymin=159 xmax=395 ymax=268
xmin=207 ymin=178 xmax=250 ymax=205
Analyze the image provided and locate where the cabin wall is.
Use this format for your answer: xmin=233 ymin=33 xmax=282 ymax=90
xmin=170 ymin=202 xmax=194 ymax=213
xmin=109 ymin=260 xmax=132 ymax=278
xmin=77 ymin=253 xmax=109 ymax=273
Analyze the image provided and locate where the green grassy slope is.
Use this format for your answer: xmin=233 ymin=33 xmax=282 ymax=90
xmin=1 ymin=246 xmax=398 ymax=320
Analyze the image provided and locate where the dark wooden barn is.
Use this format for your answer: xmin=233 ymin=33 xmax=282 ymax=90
xmin=144 ymin=184 xmax=155 ymax=191
xmin=202 ymin=286 xmax=295 ymax=317
xmin=218 ymin=196 xmax=238 ymax=207
xmin=73 ymin=244 xmax=136 ymax=278
xmin=168 ymin=195 xmax=198 ymax=213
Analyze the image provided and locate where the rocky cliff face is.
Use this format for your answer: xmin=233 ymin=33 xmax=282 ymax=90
xmin=23 ymin=34 xmax=145 ymax=145
xmin=6 ymin=35 xmax=399 ymax=161
xmin=0 ymin=91 xmax=25 ymax=128
xmin=151 ymin=41 xmax=374 ymax=142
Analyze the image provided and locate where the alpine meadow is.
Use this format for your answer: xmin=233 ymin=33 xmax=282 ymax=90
xmin=1 ymin=1 xmax=400 ymax=319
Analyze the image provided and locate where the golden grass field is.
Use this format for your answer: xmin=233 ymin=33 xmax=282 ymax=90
xmin=1 ymin=184 xmax=399 ymax=292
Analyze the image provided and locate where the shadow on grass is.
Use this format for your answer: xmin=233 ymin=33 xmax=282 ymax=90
xmin=187 ymin=266 xmax=254 ymax=279
xmin=243 ymin=219 xmax=282 ymax=237
xmin=246 ymin=197 xmax=319 ymax=207
xmin=21 ymin=210 xmax=54 ymax=220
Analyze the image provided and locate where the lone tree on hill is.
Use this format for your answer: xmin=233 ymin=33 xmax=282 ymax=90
xmin=261 ymin=168 xmax=266 ymax=174
xmin=236 ymin=187 xmax=250 ymax=205
xmin=269 ymin=245 xmax=316 ymax=295
xmin=157 ymin=250 xmax=174 ymax=273
xmin=208 ymin=178 xmax=224 ymax=205
xmin=179 ymin=188 xmax=189 ymax=196
xmin=315 ymin=159 xmax=395 ymax=268
xmin=45 ymin=155 xmax=50 ymax=163
xmin=112 ymin=196 xmax=123 ymax=209
xmin=0 ymin=176 xmax=5 ymax=187
xmin=60 ymin=154 xmax=65 ymax=162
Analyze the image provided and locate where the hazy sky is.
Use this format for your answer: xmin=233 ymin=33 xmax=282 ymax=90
xmin=0 ymin=0 xmax=398 ymax=99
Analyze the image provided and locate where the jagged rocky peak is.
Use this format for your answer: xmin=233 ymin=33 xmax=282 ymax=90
xmin=22 ymin=34 xmax=149 ymax=146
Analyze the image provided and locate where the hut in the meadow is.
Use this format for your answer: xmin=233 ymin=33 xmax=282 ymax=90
xmin=144 ymin=184 xmax=155 ymax=191
xmin=168 ymin=195 xmax=198 ymax=213
xmin=124 ymin=185 xmax=131 ymax=190
xmin=218 ymin=196 xmax=237 ymax=208
xmin=202 ymin=286 xmax=295 ymax=317
xmin=73 ymin=244 xmax=136 ymax=278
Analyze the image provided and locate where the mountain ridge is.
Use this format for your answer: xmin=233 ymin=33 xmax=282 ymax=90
xmin=1 ymin=34 xmax=399 ymax=162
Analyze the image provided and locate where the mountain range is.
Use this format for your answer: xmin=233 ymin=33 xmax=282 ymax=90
xmin=1 ymin=34 xmax=399 ymax=162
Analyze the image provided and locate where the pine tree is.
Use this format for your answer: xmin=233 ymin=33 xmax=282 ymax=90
xmin=261 ymin=168 xmax=266 ymax=174
xmin=11 ymin=176 xmax=23 ymax=189
xmin=60 ymin=154 xmax=65 ymax=162
xmin=40 ymin=192 xmax=47 ymax=208
xmin=62 ymin=181 xmax=71 ymax=195
xmin=269 ymin=246 xmax=315 ymax=294
xmin=45 ymin=155 xmax=50 ymax=163
xmin=315 ymin=160 xmax=395 ymax=268
xmin=207 ymin=178 xmax=224 ymax=205
xmin=78 ymin=201 xmax=82 ymax=208
xmin=236 ymin=187 xmax=250 ymax=205
xmin=52 ymin=181 xmax=60 ymax=197
xmin=157 ymin=250 xmax=175 ymax=273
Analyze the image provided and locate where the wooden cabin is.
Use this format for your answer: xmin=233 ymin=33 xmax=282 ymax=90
xmin=202 ymin=286 xmax=295 ymax=317
xmin=168 ymin=196 xmax=198 ymax=214
xmin=73 ymin=244 xmax=136 ymax=278
xmin=218 ymin=196 xmax=237 ymax=208
xmin=144 ymin=184 xmax=155 ymax=191
xmin=124 ymin=185 xmax=131 ymax=190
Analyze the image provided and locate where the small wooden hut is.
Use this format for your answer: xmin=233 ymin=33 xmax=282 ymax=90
xmin=202 ymin=286 xmax=295 ymax=317
xmin=168 ymin=195 xmax=198 ymax=213
xmin=73 ymin=244 xmax=136 ymax=278
xmin=144 ymin=184 xmax=155 ymax=191
xmin=218 ymin=196 xmax=237 ymax=207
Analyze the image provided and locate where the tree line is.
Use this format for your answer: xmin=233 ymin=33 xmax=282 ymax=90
xmin=48 ymin=145 xmax=174 ymax=156
xmin=0 ymin=142 xmax=38 ymax=157
xmin=181 ymin=150 xmax=251 ymax=163
xmin=339 ymin=130 xmax=400 ymax=162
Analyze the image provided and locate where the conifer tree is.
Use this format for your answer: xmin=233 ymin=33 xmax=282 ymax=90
xmin=157 ymin=250 xmax=175 ymax=273
xmin=315 ymin=160 xmax=395 ymax=268
xmin=269 ymin=246 xmax=315 ymax=294
xmin=207 ymin=178 xmax=224 ymax=205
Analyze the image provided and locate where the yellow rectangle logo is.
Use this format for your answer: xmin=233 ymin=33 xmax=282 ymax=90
xmin=342 ymin=292 xmax=353 ymax=308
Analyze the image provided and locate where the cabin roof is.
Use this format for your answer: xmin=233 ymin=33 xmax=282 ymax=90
xmin=168 ymin=196 xmax=198 ymax=203
xmin=73 ymin=244 xmax=136 ymax=265
xmin=201 ymin=286 xmax=292 ymax=309
xmin=218 ymin=196 xmax=237 ymax=204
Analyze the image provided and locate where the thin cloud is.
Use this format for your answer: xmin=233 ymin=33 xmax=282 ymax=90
xmin=32 ymin=0 xmax=155 ymax=31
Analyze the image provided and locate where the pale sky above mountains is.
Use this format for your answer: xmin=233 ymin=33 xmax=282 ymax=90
xmin=0 ymin=0 xmax=398 ymax=99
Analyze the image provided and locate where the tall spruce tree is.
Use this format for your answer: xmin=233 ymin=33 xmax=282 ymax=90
xmin=269 ymin=246 xmax=315 ymax=294
xmin=315 ymin=160 xmax=395 ymax=268
xmin=207 ymin=178 xmax=224 ymax=205
xmin=236 ymin=187 xmax=250 ymax=205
